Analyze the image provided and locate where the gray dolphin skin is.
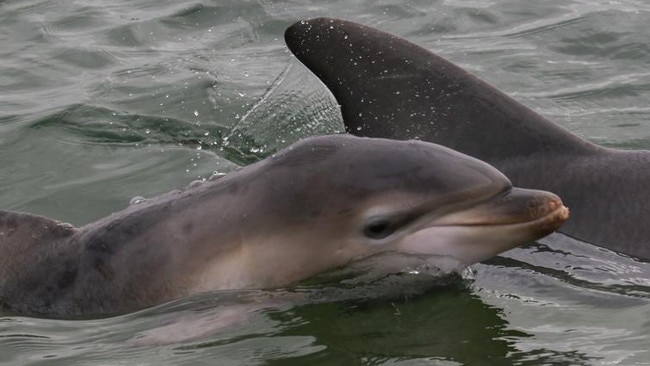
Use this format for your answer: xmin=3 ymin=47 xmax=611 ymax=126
xmin=0 ymin=134 xmax=567 ymax=318
xmin=284 ymin=18 xmax=650 ymax=261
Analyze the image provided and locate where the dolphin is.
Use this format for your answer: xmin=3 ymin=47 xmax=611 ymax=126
xmin=0 ymin=134 xmax=567 ymax=318
xmin=284 ymin=18 xmax=650 ymax=261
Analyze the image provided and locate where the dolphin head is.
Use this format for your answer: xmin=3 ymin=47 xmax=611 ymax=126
xmin=228 ymin=134 xmax=568 ymax=287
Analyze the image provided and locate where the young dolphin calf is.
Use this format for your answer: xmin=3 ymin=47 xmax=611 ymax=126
xmin=0 ymin=135 xmax=568 ymax=318
xmin=285 ymin=18 xmax=650 ymax=261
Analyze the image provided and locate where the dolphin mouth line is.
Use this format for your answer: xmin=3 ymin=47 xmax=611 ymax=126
xmin=429 ymin=204 xmax=570 ymax=230
xmin=463 ymin=205 xmax=565 ymax=229
xmin=398 ymin=204 xmax=570 ymax=266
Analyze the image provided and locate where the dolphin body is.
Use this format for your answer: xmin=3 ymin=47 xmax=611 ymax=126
xmin=284 ymin=18 xmax=650 ymax=261
xmin=0 ymin=134 xmax=567 ymax=318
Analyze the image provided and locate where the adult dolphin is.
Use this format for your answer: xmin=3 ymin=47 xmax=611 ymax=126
xmin=284 ymin=18 xmax=650 ymax=261
xmin=0 ymin=135 xmax=567 ymax=318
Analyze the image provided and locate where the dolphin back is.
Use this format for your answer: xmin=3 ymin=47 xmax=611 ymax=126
xmin=0 ymin=211 xmax=77 ymax=275
xmin=284 ymin=18 xmax=599 ymax=162
xmin=0 ymin=211 xmax=78 ymax=310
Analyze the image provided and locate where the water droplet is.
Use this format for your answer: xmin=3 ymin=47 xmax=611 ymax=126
xmin=130 ymin=196 xmax=147 ymax=205
xmin=189 ymin=179 xmax=204 ymax=188
xmin=209 ymin=171 xmax=226 ymax=181
xmin=57 ymin=222 xmax=75 ymax=231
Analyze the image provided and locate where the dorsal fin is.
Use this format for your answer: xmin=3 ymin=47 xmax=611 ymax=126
xmin=0 ymin=210 xmax=77 ymax=279
xmin=285 ymin=18 xmax=600 ymax=163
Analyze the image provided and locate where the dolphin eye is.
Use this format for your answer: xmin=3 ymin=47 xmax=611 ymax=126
xmin=363 ymin=219 xmax=395 ymax=240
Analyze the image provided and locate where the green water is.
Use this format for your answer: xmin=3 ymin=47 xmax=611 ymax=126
xmin=1 ymin=0 xmax=650 ymax=365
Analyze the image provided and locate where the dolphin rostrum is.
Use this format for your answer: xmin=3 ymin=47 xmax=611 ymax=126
xmin=0 ymin=135 xmax=567 ymax=318
xmin=285 ymin=18 xmax=650 ymax=261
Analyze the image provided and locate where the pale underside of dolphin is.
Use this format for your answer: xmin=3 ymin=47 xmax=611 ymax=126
xmin=0 ymin=134 xmax=567 ymax=318
xmin=284 ymin=18 xmax=650 ymax=261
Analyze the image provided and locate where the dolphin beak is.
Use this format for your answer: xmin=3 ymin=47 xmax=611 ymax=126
xmin=399 ymin=188 xmax=570 ymax=266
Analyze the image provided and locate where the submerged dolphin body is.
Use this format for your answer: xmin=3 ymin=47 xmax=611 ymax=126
xmin=1 ymin=135 xmax=567 ymax=318
xmin=285 ymin=18 xmax=650 ymax=261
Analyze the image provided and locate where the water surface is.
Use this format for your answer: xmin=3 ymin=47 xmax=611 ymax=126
xmin=1 ymin=0 xmax=649 ymax=364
